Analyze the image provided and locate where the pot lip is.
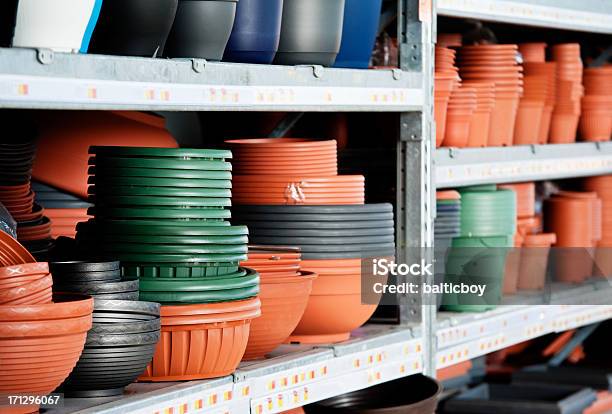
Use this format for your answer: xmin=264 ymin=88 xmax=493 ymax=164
xmin=524 ymin=232 xmax=557 ymax=246
xmin=0 ymin=262 xmax=49 ymax=279
xmin=0 ymin=274 xmax=52 ymax=303
xmin=160 ymin=297 xmax=261 ymax=317
xmin=0 ymin=231 xmax=35 ymax=265
xmin=437 ymin=190 xmax=461 ymax=200
xmin=261 ymin=270 xmax=318 ymax=285
xmin=226 ymin=138 xmax=335 ymax=148
xmin=0 ymin=293 xmax=93 ymax=320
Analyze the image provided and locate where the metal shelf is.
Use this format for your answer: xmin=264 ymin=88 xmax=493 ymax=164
xmin=0 ymin=48 xmax=423 ymax=112
xmin=437 ymin=0 xmax=612 ymax=33
xmin=435 ymin=142 xmax=612 ymax=188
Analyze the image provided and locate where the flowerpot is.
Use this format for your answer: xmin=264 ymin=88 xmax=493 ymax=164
xmin=443 ymin=111 xmax=472 ymax=148
xmin=488 ymin=95 xmax=520 ymax=146
xmin=538 ymin=106 xmax=554 ymax=144
xmin=333 ymin=0 xmax=383 ymax=69
xmin=139 ymin=298 xmax=261 ymax=381
xmin=498 ymin=182 xmax=535 ymax=219
xmin=242 ymin=272 xmax=316 ymax=360
xmin=33 ymin=112 xmax=178 ymax=199
xmin=519 ymin=42 xmax=547 ymax=63
xmin=517 ymin=233 xmax=556 ymax=290
xmin=165 ymin=0 xmax=238 ymax=61
xmin=0 ymin=231 xmax=35 ymax=266
xmin=544 ymin=196 xmax=594 ymax=247
xmin=502 ymin=233 xmax=522 ymax=295
xmin=0 ymin=274 xmax=52 ymax=305
xmin=435 ymin=98 xmax=450 ymax=147
xmin=224 ymin=0 xmax=283 ymax=64
xmin=274 ymin=0 xmax=346 ymax=66
xmin=12 ymin=0 xmax=100 ymax=53
xmin=513 ymin=100 xmax=545 ymax=145
xmin=308 ymin=374 xmax=441 ymax=414
xmin=580 ymin=111 xmax=612 ymax=142
xmin=90 ymin=0 xmax=178 ymax=57
xmin=555 ymin=191 xmax=602 ymax=244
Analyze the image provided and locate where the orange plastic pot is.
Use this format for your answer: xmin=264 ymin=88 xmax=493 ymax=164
xmin=241 ymin=249 xmax=301 ymax=278
xmin=443 ymin=111 xmax=472 ymax=148
xmin=437 ymin=33 xmax=462 ymax=47
xmin=0 ymin=274 xmax=52 ymax=305
xmin=513 ymin=100 xmax=545 ymax=145
xmin=435 ymin=97 xmax=450 ymax=147
xmin=0 ymin=274 xmax=48 ymax=290
xmin=519 ymin=43 xmax=547 ymax=63
xmin=487 ymin=95 xmax=520 ymax=146
xmin=243 ymin=272 xmax=317 ymax=360
xmin=33 ymin=111 xmax=178 ymax=198
xmin=549 ymin=113 xmax=580 ymax=144
xmin=517 ymin=216 xmax=542 ymax=235
xmin=538 ymin=106 xmax=554 ymax=144
xmin=140 ymin=298 xmax=261 ymax=381
xmin=4 ymin=289 xmax=52 ymax=306
xmin=0 ymin=263 xmax=48 ymax=280
xmin=580 ymin=111 xmax=612 ymax=142
xmin=0 ymin=232 xmax=35 ymax=266
xmin=45 ymin=208 xmax=90 ymax=219
xmin=517 ymin=233 xmax=556 ymax=290
xmin=503 ymin=232 xmax=523 ymax=295
xmin=437 ymin=190 xmax=460 ymax=201
xmin=545 ymin=196 xmax=595 ymax=247
xmin=499 ymin=182 xmax=535 ymax=219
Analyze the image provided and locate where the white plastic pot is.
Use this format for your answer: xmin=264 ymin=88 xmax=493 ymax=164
xmin=12 ymin=0 xmax=100 ymax=53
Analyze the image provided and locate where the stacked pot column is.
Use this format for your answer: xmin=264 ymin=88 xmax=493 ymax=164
xmin=434 ymin=191 xmax=462 ymax=308
xmin=544 ymin=190 xmax=602 ymax=283
xmin=76 ymin=146 xmax=260 ymax=381
xmin=0 ymin=141 xmax=54 ymax=260
xmin=50 ymin=260 xmax=160 ymax=398
xmin=434 ymin=46 xmax=460 ymax=147
xmin=523 ymin=61 xmax=557 ymax=144
xmin=442 ymin=186 xmax=516 ymax=312
xmin=580 ymin=67 xmax=612 ymax=141
xmin=549 ymin=43 xmax=584 ymax=143
xmin=584 ymin=176 xmax=612 ymax=276
xmin=228 ymin=138 xmax=394 ymax=343
xmin=32 ymin=182 xmax=92 ymax=239
xmin=241 ymin=247 xmax=317 ymax=360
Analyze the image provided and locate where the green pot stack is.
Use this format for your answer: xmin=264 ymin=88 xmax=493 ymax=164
xmin=442 ymin=185 xmax=516 ymax=312
xmin=76 ymin=146 xmax=258 ymax=304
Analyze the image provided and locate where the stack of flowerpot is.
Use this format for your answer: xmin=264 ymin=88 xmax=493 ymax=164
xmin=513 ymin=74 xmax=549 ymax=145
xmin=51 ymin=261 xmax=139 ymax=301
xmin=33 ymin=181 xmax=92 ymax=239
xmin=458 ymin=44 xmax=523 ymax=146
xmin=438 ymin=33 xmax=462 ymax=48
xmin=0 ymin=261 xmax=52 ymax=306
xmin=0 ymin=227 xmax=36 ymax=266
xmin=544 ymin=190 xmax=602 ymax=283
xmin=33 ymin=111 xmax=178 ymax=200
xmin=580 ymin=67 xmax=612 ymax=142
xmin=90 ymin=0 xmax=178 ymax=57
xmin=523 ymin=61 xmax=557 ymax=143
xmin=50 ymin=261 xmax=160 ymax=397
xmin=583 ymin=175 xmax=612 ymax=277
xmin=234 ymin=204 xmax=395 ymax=343
xmin=435 ymin=46 xmax=460 ymax=147
xmin=0 ymin=142 xmax=54 ymax=261
xmin=227 ymin=138 xmax=365 ymax=205
xmin=550 ymin=43 xmax=584 ymax=143
xmin=76 ymin=146 xmax=260 ymax=381
xmin=518 ymin=42 xmax=547 ymax=63
xmin=498 ymin=182 xmax=557 ymax=292
xmin=435 ymin=191 xmax=462 ymax=251
xmin=240 ymin=247 xmax=317 ymax=359
xmin=442 ymin=185 xmax=516 ymax=312
xmin=442 ymin=86 xmax=477 ymax=148
xmin=0 ymin=290 xmax=93 ymax=413
xmin=274 ymin=0 xmax=346 ymax=66
xmin=462 ymin=81 xmax=496 ymax=147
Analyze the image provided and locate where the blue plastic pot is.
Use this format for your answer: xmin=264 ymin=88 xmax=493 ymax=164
xmin=223 ymin=0 xmax=283 ymax=64
xmin=334 ymin=0 xmax=382 ymax=69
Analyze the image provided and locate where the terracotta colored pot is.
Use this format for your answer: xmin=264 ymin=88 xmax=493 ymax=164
xmin=0 ymin=262 xmax=48 ymax=280
xmin=517 ymin=233 xmax=556 ymax=290
xmin=0 ymin=231 xmax=35 ymax=266
xmin=443 ymin=110 xmax=472 ymax=148
xmin=435 ymin=97 xmax=450 ymax=147
xmin=549 ymin=113 xmax=580 ymax=144
xmin=503 ymin=232 xmax=523 ymax=295
xmin=466 ymin=110 xmax=492 ymax=147
xmin=0 ymin=273 xmax=48 ymax=290
xmin=556 ymin=191 xmax=602 ymax=243
xmin=437 ymin=33 xmax=462 ymax=47
xmin=519 ymin=42 xmax=547 ymax=63
xmin=580 ymin=110 xmax=612 ymax=142
xmin=517 ymin=216 xmax=542 ymax=236
xmin=242 ymin=272 xmax=316 ymax=360
xmin=488 ymin=95 xmax=520 ymax=146
xmin=513 ymin=100 xmax=545 ymax=145
xmin=289 ymin=259 xmax=383 ymax=344
xmin=33 ymin=111 xmax=178 ymax=198
xmin=0 ymin=274 xmax=52 ymax=305
xmin=498 ymin=182 xmax=535 ymax=219
xmin=538 ymin=106 xmax=554 ymax=144
xmin=140 ymin=298 xmax=260 ymax=381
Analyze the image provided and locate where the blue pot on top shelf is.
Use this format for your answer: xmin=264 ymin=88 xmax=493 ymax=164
xmin=223 ymin=0 xmax=283 ymax=64
xmin=334 ymin=0 xmax=382 ymax=69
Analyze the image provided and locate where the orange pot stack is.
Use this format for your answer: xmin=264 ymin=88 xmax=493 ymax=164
xmin=458 ymin=44 xmax=523 ymax=146
xmin=580 ymin=67 xmax=612 ymax=142
xmin=435 ymin=46 xmax=460 ymax=147
xmin=227 ymin=139 xmax=365 ymax=205
xmin=443 ymin=86 xmax=477 ymax=148
xmin=437 ymin=33 xmax=462 ymax=48
xmin=523 ymin=62 xmax=557 ymax=143
xmin=514 ymin=75 xmax=549 ymax=145
xmin=519 ymin=42 xmax=547 ymax=63
xmin=462 ymin=82 xmax=496 ymax=147
xmin=583 ymin=175 xmax=612 ymax=276
xmin=550 ymin=43 xmax=584 ymax=143
xmin=240 ymin=248 xmax=317 ymax=360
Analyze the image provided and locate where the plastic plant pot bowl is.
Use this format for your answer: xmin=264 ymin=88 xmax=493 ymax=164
xmin=223 ymin=0 xmax=283 ymax=64
xmin=0 ymin=230 xmax=36 ymax=266
xmin=12 ymin=0 xmax=100 ymax=53
xmin=333 ymin=0 xmax=383 ymax=69
xmin=308 ymin=374 xmax=441 ymax=414
xmin=164 ymin=0 xmax=239 ymax=61
xmin=139 ymin=297 xmax=261 ymax=381
xmin=0 ymin=293 xmax=93 ymax=413
xmin=89 ymin=0 xmax=179 ymax=57
xmin=288 ymin=258 xmax=384 ymax=344
xmin=275 ymin=0 xmax=346 ymax=67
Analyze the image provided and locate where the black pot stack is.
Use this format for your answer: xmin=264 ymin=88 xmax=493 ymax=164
xmin=51 ymin=261 xmax=160 ymax=397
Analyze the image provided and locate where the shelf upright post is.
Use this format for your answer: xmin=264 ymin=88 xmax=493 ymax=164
xmin=396 ymin=0 xmax=436 ymax=376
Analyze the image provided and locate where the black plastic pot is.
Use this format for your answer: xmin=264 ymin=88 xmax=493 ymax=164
xmin=164 ymin=0 xmax=239 ymax=61
xmin=513 ymin=365 xmax=612 ymax=391
xmin=441 ymin=383 xmax=596 ymax=414
xmin=53 ymin=279 xmax=139 ymax=295
xmin=53 ymin=270 xmax=122 ymax=283
xmin=89 ymin=0 xmax=179 ymax=57
xmin=275 ymin=0 xmax=346 ymax=66
xmin=307 ymin=374 xmax=441 ymax=413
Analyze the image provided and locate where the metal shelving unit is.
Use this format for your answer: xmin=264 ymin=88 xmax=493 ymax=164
xmin=2 ymin=0 xmax=612 ymax=412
